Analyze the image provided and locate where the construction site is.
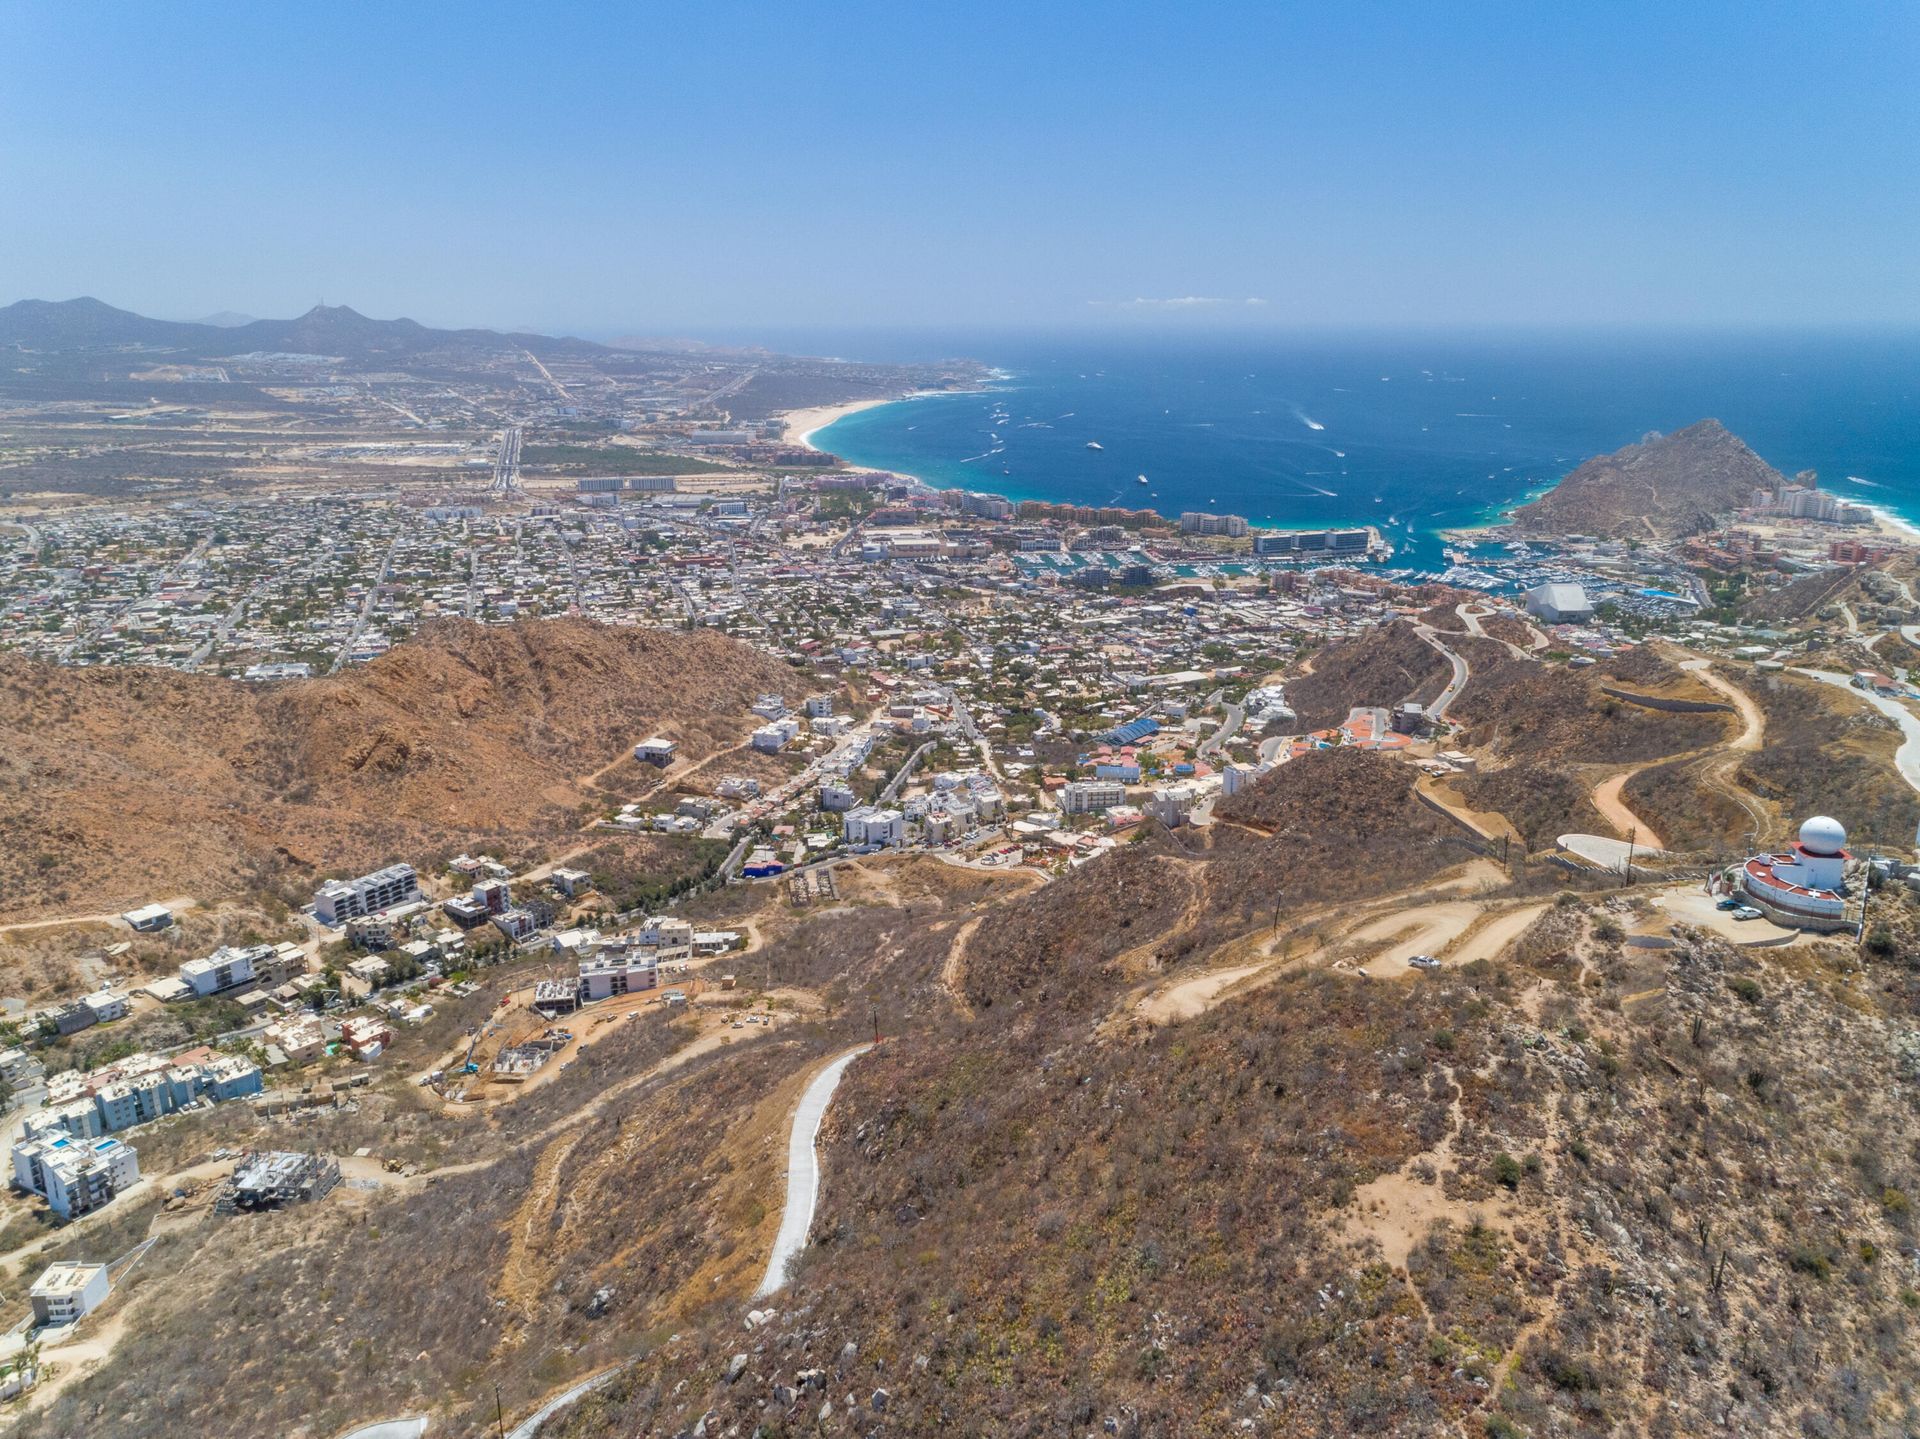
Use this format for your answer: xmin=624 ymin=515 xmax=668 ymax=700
xmin=215 ymin=1150 xmax=342 ymax=1214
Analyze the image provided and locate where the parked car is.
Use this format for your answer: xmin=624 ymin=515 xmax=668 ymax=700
xmin=1715 ymin=896 xmax=1741 ymax=911
xmin=1408 ymin=954 xmax=1442 ymax=970
xmin=1731 ymin=906 xmax=1764 ymax=921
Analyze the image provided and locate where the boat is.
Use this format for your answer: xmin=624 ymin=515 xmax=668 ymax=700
xmin=1086 ymin=441 xmax=1103 ymax=451
xmin=1137 ymin=474 xmax=1149 ymax=485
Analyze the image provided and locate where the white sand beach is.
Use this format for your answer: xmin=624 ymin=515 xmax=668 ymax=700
xmin=779 ymin=398 xmax=893 ymax=450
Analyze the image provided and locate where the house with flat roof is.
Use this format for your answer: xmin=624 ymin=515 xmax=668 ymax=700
xmin=29 ymin=1262 xmax=110 ymax=1326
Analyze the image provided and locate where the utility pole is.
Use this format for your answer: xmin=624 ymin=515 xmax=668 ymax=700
xmin=494 ymin=1381 xmax=506 ymax=1439
xmin=1622 ymin=827 xmax=1636 ymax=886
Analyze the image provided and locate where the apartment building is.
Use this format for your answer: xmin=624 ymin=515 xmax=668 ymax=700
xmin=1061 ymin=779 xmax=1128 ymax=815
xmin=11 ymin=1134 xmax=140 ymax=1219
xmin=578 ymin=951 xmax=660 ymax=1001
xmin=180 ymin=943 xmax=269 ymax=997
xmin=843 ymin=806 xmax=907 ymax=847
xmin=313 ymin=863 xmax=422 ymax=927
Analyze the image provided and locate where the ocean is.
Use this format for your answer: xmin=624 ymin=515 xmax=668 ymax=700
xmin=804 ymin=330 xmax=1920 ymax=572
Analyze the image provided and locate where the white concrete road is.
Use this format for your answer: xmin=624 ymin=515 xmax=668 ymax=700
xmin=340 ymin=1419 xmax=427 ymax=1439
xmin=1795 ymin=669 xmax=1920 ymax=798
xmin=755 ymin=1044 xmax=873 ymax=1299
xmin=1558 ymin=833 xmax=1666 ymax=869
xmin=505 ymin=1369 xmax=621 ymax=1439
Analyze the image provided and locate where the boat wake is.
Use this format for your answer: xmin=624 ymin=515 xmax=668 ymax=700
xmin=1292 ymin=406 xmax=1325 ymax=431
xmin=1844 ymin=475 xmax=1884 ymax=488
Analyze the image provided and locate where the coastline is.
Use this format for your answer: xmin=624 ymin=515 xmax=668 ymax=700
xmin=793 ymin=385 xmax=1920 ymax=565
xmin=780 ymin=398 xmax=895 ymax=451
xmin=783 ymin=386 xmax=986 ymax=453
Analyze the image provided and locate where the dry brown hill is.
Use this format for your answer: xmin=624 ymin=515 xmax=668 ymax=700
xmin=19 ymin=743 xmax=1920 ymax=1439
xmin=1287 ymin=619 xmax=1452 ymax=732
xmin=1450 ymin=643 xmax=1732 ymax=765
xmin=1507 ymin=419 xmax=1786 ymax=540
xmin=0 ymin=618 xmax=800 ymax=919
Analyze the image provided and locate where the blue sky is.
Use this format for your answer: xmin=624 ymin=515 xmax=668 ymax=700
xmin=2 ymin=1 xmax=1915 ymax=337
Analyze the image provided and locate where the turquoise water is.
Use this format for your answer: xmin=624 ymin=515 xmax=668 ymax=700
xmin=808 ymin=331 xmax=1920 ymax=571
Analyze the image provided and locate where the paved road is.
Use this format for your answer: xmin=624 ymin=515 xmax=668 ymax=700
xmin=1199 ymin=702 xmax=1244 ymax=758
xmin=755 ymin=1044 xmax=873 ymax=1298
xmin=880 ymin=742 xmax=935 ymax=804
xmin=1558 ymin=833 xmax=1666 ymax=869
xmin=491 ymin=423 xmax=525 ymax=497
xmin=1796 ymin=668 xmax=1920 ymax=798
xmin=339 ymin=1419 xmax=427 ymax=1439
xmin=504 ymin=1369 xmax=621 ymax=1439
xmin=1413 ymin=624 xmax=1471 ymax=720
xmin=330 ymin=528 xmax=400 ymax=674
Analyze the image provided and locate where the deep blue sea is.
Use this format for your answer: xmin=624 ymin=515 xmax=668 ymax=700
xmin=802 ymin=330 xmax=1920 ymax=571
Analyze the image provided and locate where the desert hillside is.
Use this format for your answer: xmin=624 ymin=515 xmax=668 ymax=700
xmin=0 ymin=618 xmax=800 ymax=919
xmin=1506 ymin=419 xmax=1786 ymax=540
xmin=1286 ymin=619 xmax=1452 ymax=732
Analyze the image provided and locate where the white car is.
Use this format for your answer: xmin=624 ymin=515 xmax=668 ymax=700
xmin=1408 ymin=954 xmax=1442 ymax=970
xmin=1731 ymin=906 xmax=1764 ymax=921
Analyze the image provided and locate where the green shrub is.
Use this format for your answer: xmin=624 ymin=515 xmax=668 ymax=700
xmin=1491 ymin=1152 xmax=1523 ymax=1190
xmin=1787 ymin=1245 xmax=1832 ymax=1279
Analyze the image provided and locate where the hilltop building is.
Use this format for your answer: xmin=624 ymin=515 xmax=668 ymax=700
xmin=1738 ymin=815 xmax=1853 ymax=930
xmin=29 ymin=1262 xmax=110 ymax=1325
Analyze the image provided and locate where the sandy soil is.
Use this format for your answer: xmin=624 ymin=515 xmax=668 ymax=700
xmin=1590 ymin=772 xmax=1665 ymax=852
xmin=779 ymin=399 xmax=894 ymax=449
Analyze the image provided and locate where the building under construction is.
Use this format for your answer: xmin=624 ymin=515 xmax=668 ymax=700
xmin=216 ymin=1150 xmax=341 ymax=1214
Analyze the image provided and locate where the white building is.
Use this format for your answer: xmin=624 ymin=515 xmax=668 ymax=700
xmin=120 ymin=903 xmax=173 ymax=933
xmin=578 ymin=952 xmax=660 ymax=1001
xmin=80 ymin=991 xmax=127 ymax=1024
xmin=633 ymin=736 xmax=677 ymax=766
xmin=1739 ymin=815 xmax=1852 ymax=929
xmin=1061 ymin=779 xmax=1128 ymax=815
xmin=819 ymin=782 xmax=858 ymax=812
xmin=179 ymin=943 xmax=269 ymax=997
xmin=1524 ymin=582 xmax=1594 ymax=624
xmin=11 ymin=1134 xmax=140 ymax=1219
xmin=804 ymin=694 xmax=834 ymax=718
xmin=1222 ymin=762 xmax=1265 ymax=797
xmin=313 ymin=864 xmax=422 ymax=927
xmin=752 ymin=717 xmax=802 ymax=753
xmin=843 ymin=806 xmax=907 ymax=847
xmin=29 ymin=1262 xmax=110 ymax=1326
xmin=1144 ymin=783 xmax=1203 ymax=827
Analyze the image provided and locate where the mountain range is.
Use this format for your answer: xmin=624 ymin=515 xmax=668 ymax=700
xmin=0 ymin=296 xmax=615 ymax=363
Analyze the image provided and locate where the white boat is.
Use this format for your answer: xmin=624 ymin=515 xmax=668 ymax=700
xmin=1086 ymin=441 xmax=1103 ymax=451
xmin=1137 ymin=474 xmax=1148 ymax=485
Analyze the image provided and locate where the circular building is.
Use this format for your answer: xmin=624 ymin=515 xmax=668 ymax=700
xmin=1739 ymin=815 xmax=1851 ymax=928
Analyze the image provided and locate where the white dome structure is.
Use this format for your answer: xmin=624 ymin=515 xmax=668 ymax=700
xmin=1799 ymin=815 xmax=1847 ymax=856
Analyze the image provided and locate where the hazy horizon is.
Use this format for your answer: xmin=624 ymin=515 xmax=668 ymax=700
xmin=3 ymin=1 xmax=1916 ymax=334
